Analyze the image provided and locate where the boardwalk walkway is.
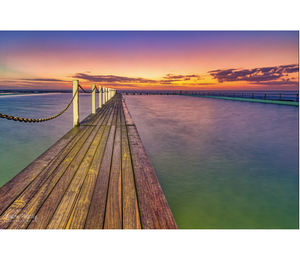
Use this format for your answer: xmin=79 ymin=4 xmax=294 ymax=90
xmin=0 ymin=94 xmax=177 ymax=229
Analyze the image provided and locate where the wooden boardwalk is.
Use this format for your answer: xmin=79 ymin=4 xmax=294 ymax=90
xmin=0 ymin=94 xmax=177 ymax=229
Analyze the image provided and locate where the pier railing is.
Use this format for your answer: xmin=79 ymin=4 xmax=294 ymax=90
xmin=72 ymin=80 xmax=116 ymax=127
xmin=0 ymin=80 xmax=116 ymax=126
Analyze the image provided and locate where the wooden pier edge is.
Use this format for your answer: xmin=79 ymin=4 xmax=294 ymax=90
xmin=0 ymin=93 xmax=177 ymax=229
xmin=122 ymin=98 xmax=178 ymax=229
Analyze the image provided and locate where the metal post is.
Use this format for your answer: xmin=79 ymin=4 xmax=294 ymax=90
xmin=73 ymin=80 xmax=79 ymax=127
xmin=252 ymin=92 xmax=254 ymax=99
xmin=279 ymin=92 xmax=281 ymax=101
xmin=233 ymin=92 xmax=235 ymax=98
xmin=264 ymin=92 xmax=266 ymax=100
xmin=242 ymin=92 xmax=244 ymax=98
xmin=297 ymin=93 xmax=299 ymax=102
xmin=99 ymin=85 xmax=102 ymax=108
xmin=208 ymin=92 xmax=209 ymax=96
xmin=213 ymin=92 xmax=214 ymax=96
xmin=92 ymin=84 xmax=96 ymax=114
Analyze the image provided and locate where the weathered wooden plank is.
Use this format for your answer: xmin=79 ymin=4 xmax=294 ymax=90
xmin=4 ymin=106 xmax=112 ymax=229
xmin=5 ymin=126 xmax=95 ymax=229
xmin=87 ymin=103 xmax=111 ymax=126
xmin=122 ymin=99 xmax=135 ymax=126
xmin=80 ymin=103 xmax=110 ymax=126
xmin=0 ymin=126 xmax=93 ymax=229
xmin=25 ymin=126 xmax=96 ymax=229
xmin=104 ymin=105 xmax=122 ymax=229
xmin=93 ymin=103 xmax=114 ymax=126
xmin=66 ymin=125 xmax=111 ymax=229
xmin=1 ymin=93 xmax=177 ymax=229
xmin=65 ymin=101 xmax=117 ymax=229
xmin=127 ymin=125 xmax=178 ymax=229
xmin=79 ymin=113 xmax=97 ymax=126
xmin=105 ymin=102 xmax=117 ymax=126
xmin=0 ymin=126 xmax=85 ymax=216
xmin=26 ymin=108 xmax=113 ymax=229
xmin=84 ymin=110 xmax=117 ymax=229
xmin=46 ymin=122 xmax=106 ymax=229
xmin=120 ymin=105 xmax=141 ymax=229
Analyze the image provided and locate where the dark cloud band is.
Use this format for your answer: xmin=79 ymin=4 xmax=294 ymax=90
xmin=208 ymin=64 xmax=298 ymax=84
xmin=69 ymin=73 xmax=202 ymax=85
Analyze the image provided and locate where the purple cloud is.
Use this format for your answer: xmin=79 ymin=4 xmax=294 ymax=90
xmin=69 ymin=73 xmax=202 ymax=85
xmin=208 ymin=64 xmax=299 ymax=83
xmin=69 ymin=73 xmax=157 ymax=84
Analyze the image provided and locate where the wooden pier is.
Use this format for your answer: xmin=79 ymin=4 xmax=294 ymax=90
xmin=0 ymin=93 xmax=177 ymax=229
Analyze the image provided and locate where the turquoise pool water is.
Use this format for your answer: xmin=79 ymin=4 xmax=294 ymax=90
xmin=125 ymin=95 xmax=299 ymax=229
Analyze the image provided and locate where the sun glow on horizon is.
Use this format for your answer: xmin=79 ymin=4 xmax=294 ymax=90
xmin=0 ymin=31 xmax=298 ymax=91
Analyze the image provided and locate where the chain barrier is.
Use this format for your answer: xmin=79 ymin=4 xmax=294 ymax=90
xmin=79 ymin=84 xmax=99 ymax=93
xmin=0 ymin=88 xmax=78 ymax=123
xmin=0 ymin=84 xmax=115 ymax=123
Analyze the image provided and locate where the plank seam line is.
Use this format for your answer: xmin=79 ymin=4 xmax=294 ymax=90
xmin=119 ymin=102 xmax=123 ymax=229
xmin=65 ymin=125 xmax=107 ymax=229
xmin=82 ymin=105 xmax=109 ymax=126
xmin=82 ymin=125 xmax=112 ymax=229
xmin=4 ymin=125 xmax=93 ymax=229
xmin=102 ymin=102 xmax=118 ymax=228
xmin=44 ymin=106 xmax=112 ymax=229
xmin=0 ymin=125 xmax=89 ymax=220
xmin=122 ymin=102 xmax=144 ymax=229
xmin=69 ymin=105 xmax=114 ymax=229
xmin=30 ymin=126 xmax=97 ymax=229
xmin=21 ymin=107 xmax=111 ymax=228
xmin=117 ymin=102 xmax=123 ymax=229
xmin=83 ymin=103 xmax=115 ymax=229
xmin=102 ymin=103 xmax=118 ymax=229
xmin=62 ymin=107 xmax=113 ymax=229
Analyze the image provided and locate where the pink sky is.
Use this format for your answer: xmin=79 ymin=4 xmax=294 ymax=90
xmin=0 ymin=31 xmax=298 ymax=91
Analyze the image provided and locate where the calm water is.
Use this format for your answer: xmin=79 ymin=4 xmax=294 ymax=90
xmin=125 ymin=95 xmax=299 ymax=229
xmin=0 ymin=93 xmax=95 ymax=185
xmin=121 ymin=90 xmax=299 ymax=102
xmin=0 ymin=93 xmax=298 ymax=229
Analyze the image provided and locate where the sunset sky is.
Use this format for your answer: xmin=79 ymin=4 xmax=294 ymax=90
xmin=0 ymin=31 xmax=298 ymax=91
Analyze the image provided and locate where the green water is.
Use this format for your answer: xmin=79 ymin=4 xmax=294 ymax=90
xmin=125 ymin=95 xmax=299 ymax=229
xmin=0 ymin=93 xmax=93 ymax=185
xmin=0 ymin=93 xmax=298 ymax=229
